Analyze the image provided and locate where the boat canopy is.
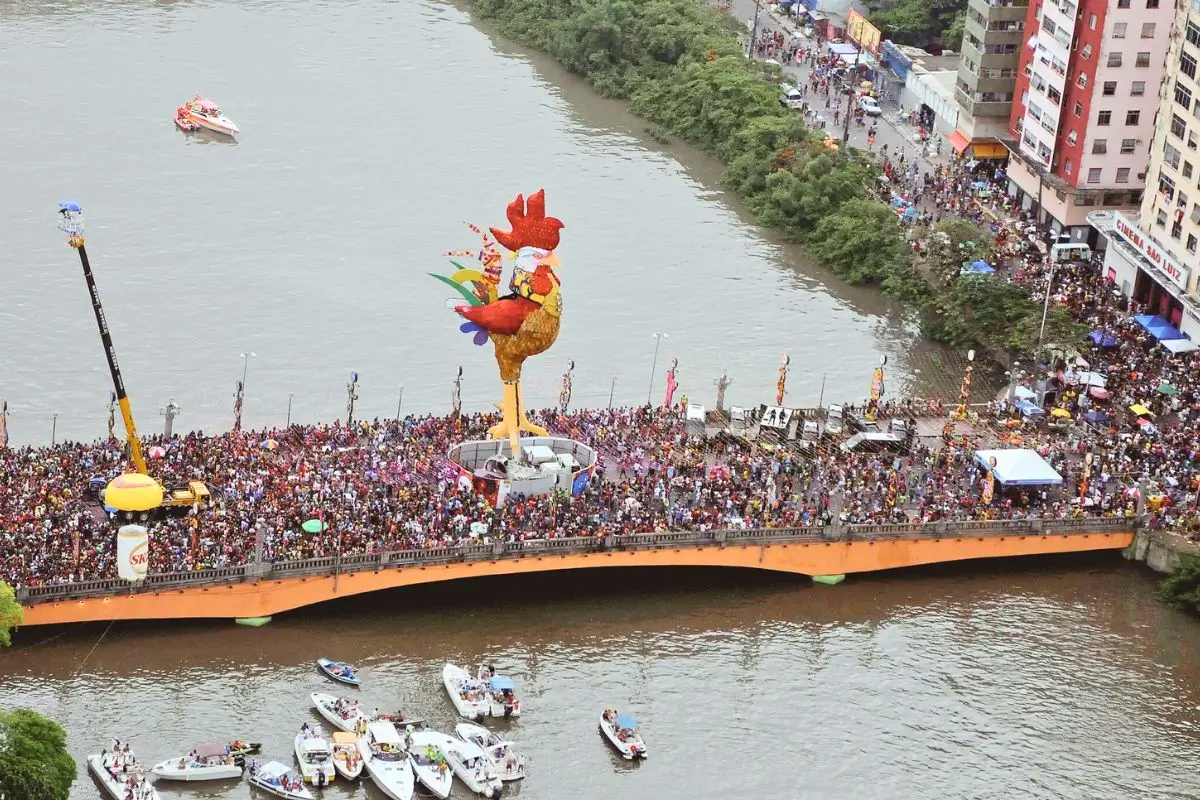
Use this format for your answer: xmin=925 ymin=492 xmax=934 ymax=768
xmin=256 ymin=760 xmax=291 ymax=779
xmin=331 ymin=732 xmax=357 ymax=744
xmin=615 ymin=714 xmax=638 ymax=730
xmin=300 ymin=737 xmax=330 ymax=753
xmin=193 ymin=97 xmax=220 ymax=112
xmin=367 ymin=722 xmax=402 ymax=745
xmin=490 ymin=676 xmax=516 ymax=691
xmin=193 ymin=743 xmax=227 ymax=758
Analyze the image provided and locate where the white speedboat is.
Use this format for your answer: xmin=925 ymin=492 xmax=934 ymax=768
xmin=150 ymin=742 xmax=242 ymax=781
xmin=443 ymin=662 xmax=488 ymax=720
xmin=180 ymin=95 xmax=240 ymax=136
xmin=406 ymin=730 xmax=455 ymax=799
xmin=357 ymin=721 xmax=415 ymax=800
xmin=428 ymin=731 xmax=504 ymax=797
xmin=455 ymin=722 xmax=526 ymax=781
xmin=477 ymin=664 xmax=522 ymax=718
xmin=88 ymin=744 xmax=160 ymax=800
xmin=311 ymin=692 xmax=370 ymax=733
xmin=293 ymin=724 xmax=336 ymax=785
xmin=599 ymin=709 xmax=647 ymax=760
xmin=330 ymin=731 xmax=364 ymax=780
xmin=247 ymin=760 xmax=314 ymax=799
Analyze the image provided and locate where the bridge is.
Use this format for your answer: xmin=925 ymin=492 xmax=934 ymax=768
xmin=14 ymin=518 xmax=1138 ymax=626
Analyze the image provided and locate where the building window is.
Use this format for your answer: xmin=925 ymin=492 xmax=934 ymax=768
xmin=1131 ymin=81 xmax=1146 ymax=96
xmin=1107 ymin=52 xmax=1123 ymax=67
xmin=1073 ymin=101 xmax=1083 ymax=116
xmin=1136 ymin=52 xmax=1151 ymax=67
xmin=1141 ymin=22 xmax=1157 ymax=37
xmin=1184 ymin=51 xmax=1199 ymax=80
xmin=1088 ymin=12 xmax=1097 ymax=28
xmin=1068 ymin=130 xmax=1079 ymax=145
xmin=1166 ymin=143 xmax=1183 ymax=168
xmin=1102 ymin=81 xmax=1116 ymax=96
xmin=1157 ymin=209 xmax=1169 ymax=227
xmin=1114 ymin=22 xmax=1128 ymax=38
xmin=1098 ymin=110 xmax=1112 ymax=125
xmin=1189 ymin=21 xmax=1200 ymax=46
xmin=1171 ymin=113 xmax=1187 ymax=137
xmin=1147 ymin=0 xmax=1159 ymax=6
xmin=1088 ymin=168 xmax=1103 ymax=183
xmin=1188 ymin=234 xmax=1198 ymax=254
xmin=1065 ymin=159 xmax=1074 ymax=175
xmin=1078 ymin=73 xmax=1088 ymax=88
xmin=1077 ymin=195 xmax=1097 ymax=207
xmin=1127 ymin=110 xmax=1142 ymax=125
xmin=1186 ymin=161 xmax=1195 ymax=179
xmin=1116 ymin=167 xmax=1131 ymax=183
xmin=1118 ymin=0 xmax=1130 ymax=7
xmin=1190 ymin=130 xmax=1200 ymax=150
xmin=1121 ymin=138 xmax=1137 ymax=153
xmin=1176 ymin=81 xmax=1194 ymax=109
xmin=1092 ymin=138 xmax=1105 ymax=152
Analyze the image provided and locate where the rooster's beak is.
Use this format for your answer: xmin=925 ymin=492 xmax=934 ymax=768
xmin=537 ymin=252 xmax=561 ymax=268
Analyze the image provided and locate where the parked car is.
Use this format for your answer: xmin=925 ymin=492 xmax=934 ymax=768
xmin=859 ymin=96 xmax=882 ymax=116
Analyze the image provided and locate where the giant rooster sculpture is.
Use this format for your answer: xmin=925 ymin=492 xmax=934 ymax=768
xmin=429 ymin=189 xmax=564 ymax=459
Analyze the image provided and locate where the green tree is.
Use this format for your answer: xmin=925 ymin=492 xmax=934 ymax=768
xmin=923 ymin=220 xmax=997 ymax=287
xmin=805 ymin=199 xmax=908 ymax=285
xmin=0 ymin=580 xmax=21 ymax=647
xmin=0 ymin=708 xmax=76 ymax=800
xmin=1159 ymin=554 xmax=1200 ymax=616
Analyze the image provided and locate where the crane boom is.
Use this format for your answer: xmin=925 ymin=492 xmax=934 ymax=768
xmin=71 ymin=237 xmax=148 ymax=475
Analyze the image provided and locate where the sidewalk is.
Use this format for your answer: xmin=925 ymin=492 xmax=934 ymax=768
xmin=727 ymin=0 xmax=949 ymax=177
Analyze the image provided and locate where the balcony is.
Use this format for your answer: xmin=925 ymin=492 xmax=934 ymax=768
xmin=957 ymin=87 xmax=1015 ymax=119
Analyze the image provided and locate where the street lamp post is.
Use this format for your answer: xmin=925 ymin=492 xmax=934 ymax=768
xmin=286 ymin=393 xmax=294 ymax=427
xmin=235 ymin=351 xmax=256 ymax=431
xmin=747 ymin=0 xmax=762 ymax=57
xmin=396 ymin=386 xmax=404 ymax=420
xmin=647 ymin=332 xmax=669 ymax=404
xmin=608 ymin=377 xmax=617 ymax=409
xmin=1037 ymin=258 xmax=1058 ymax=347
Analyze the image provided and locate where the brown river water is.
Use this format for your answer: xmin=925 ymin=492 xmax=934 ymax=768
xmin=3 ymin=562 xmax=1200 ymax=799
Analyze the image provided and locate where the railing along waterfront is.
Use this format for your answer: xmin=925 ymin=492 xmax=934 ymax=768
xmin=14 ymin=517 xmax=1141 ymax=606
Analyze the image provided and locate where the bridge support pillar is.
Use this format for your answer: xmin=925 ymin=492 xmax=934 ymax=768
xmin=811 ymin=575 xmax=845 ymax=586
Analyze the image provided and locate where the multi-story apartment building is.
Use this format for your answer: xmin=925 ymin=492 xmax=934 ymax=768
xmin=1004 ymin=0 xmax=1171 ymax=242
xmin=1091 ymin=0 xmax=1200 ymax=338
xmin=949 ymin=0 xmax=1028 ymax=160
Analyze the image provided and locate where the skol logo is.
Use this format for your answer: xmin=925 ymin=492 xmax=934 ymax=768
xmin=129 ymin=541 xmax=149 ymax=577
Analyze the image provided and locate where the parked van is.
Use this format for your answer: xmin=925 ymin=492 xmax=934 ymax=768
xmin=1051 ymin=242 xmax=1091 ymax=263
xmin=779 ymin=84 xmax=805 ymax=110
xmin=825 ymin=404 xmax=845 ymax=436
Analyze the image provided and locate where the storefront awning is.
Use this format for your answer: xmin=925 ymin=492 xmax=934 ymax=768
xmin=971 ymin=142 xmax=1008 ymax=159
xmin=946 ymin=130 xmax=970 ymax=154
xmin=1161 ymin=337 xmax=1199 ymax=354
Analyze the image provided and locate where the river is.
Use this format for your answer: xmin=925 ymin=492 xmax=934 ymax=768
xmin=0 ymin=0 xmax=994 ymax=447
xmin=3 ymin=561 xmax=1200 ymax=799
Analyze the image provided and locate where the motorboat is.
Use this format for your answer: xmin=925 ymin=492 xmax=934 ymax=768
xmin=443 ymin=662 xmax=487 ymax=720
xmin=455 ymin=722 xmax=526 ymax=781
xmin=357 ymin=721 xmax=415 ymax=800
xmin=406 ymin=730 xmax=455 ymax=799
xmin=330 ymin=731 xmax=364 ymax=781
xmin=599 ymin=709 xmax=647 ymax=760
xmin=150 ymin=742 xmax=242 ymax=781
xmin=87 ymin=743 xmax=160 ymax=800
xmin=293 ymin=723 xmax=336 ymax=785
xmin=178 ymin=94 xmax=240 ymax=136
xmin=311 ymin=691 xmax=370 ymax=732
xmin=317 ymin=657 xmax=361 ymax=686
xmin=477 ymin=664 xmax=522 ymax=718
xmin=246 ymin=760 xmax=314 ymax=799
xmin=417 ymin=730 xmax=504 ymax=797
xmin=228 ymin=739 xmax=262 ymax=757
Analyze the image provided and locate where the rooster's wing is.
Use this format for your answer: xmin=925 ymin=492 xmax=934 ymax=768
xmin=455 ymin=296 xmax=540 ymax=336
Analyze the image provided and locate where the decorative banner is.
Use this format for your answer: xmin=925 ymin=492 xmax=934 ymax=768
xmin=953 ymin=364 xmax=974 ymax=421
xmin=1080 ymin=452 xmax=1093 ymax=502
xmin=452 ymin=366 xmax=463 ymax=416
xmin=846 ymin=9 xmax=882 ymax=54
xmin=559 ymin=360 xmax=574 ymax=413
xmin=430 ymin=189 xmax=565 ymax=459
xmin=0 ymin=399 xmax=7 ymax=450
xmin=116 ymin=524 xmax=149 ymax=582
xmin=233 ymin=380 xmax=244 ymax=431
xmin=106 ymin=391 xmax=116 ymax=441
xmin=982 ymin=456 xmax=997 ymax=505
xmin=776 ymin=355 xmax=790 ymax=406
xmin=664 ymin=358 xmax=679 ymax=408
xmin=866 ymin=364 xmax=886 ymax=420
xmin=760 ymin=405 xmax=793 ymax=430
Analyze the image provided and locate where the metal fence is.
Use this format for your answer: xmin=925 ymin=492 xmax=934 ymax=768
xmin=14 ymin=516 xmax=1141 ymax=606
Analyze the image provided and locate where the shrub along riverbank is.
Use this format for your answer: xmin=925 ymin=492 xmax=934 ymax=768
xmin=472 ymin=0 xmax=1084 ymax=356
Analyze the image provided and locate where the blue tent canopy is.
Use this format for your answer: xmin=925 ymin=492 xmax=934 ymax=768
xmin=1081 ymin=411 xmax=1110 ymax=424
xmin=490 ymin=676 xmax=516 ymax=691
xmin=1133 ymin=314 xmax=1186 ymax=341
xmin=1088 ymin=330 xmax=1117 ymax=347
xmin=614 ymin=714 xmax=638 ymax=729
xmin=58 ymin=200 xmax=82 ymax=212
xmin=975 ymin=449 xmax=1063 ymax=486
xmin=962 ymin=259 xmax=995 ymax=275
xmin=1014 ymin=399 xmax=1044 ymax=416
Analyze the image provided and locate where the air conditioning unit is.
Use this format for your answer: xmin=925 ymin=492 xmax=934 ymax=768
xmin=1138 ymin=172 xmax=1147 ymax=179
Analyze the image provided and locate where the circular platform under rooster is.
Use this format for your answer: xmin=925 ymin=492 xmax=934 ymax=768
xmin=448 ymin=436 xmax=599 ymax=508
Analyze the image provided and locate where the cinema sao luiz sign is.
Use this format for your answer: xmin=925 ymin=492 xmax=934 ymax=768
xmin=1113 ymin=212 xmax=1191 ymax=291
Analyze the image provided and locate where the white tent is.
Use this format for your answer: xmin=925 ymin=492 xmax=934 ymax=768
xmin=1161 ymin=338 xmax=1199 ymax=355
xmin=975 ymin=449 xmax=1063 ymax=486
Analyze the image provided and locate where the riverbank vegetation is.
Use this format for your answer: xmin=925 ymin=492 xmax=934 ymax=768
xmin=0 ymin=708 xmax=76 ymax=800
xmin=472 ymin=0 xmax=1083 ymax=355
xmin=1159 ymin=555 xmax=1200 ymax=617
xmin=0 ymin=580 xmax=21 ymax=646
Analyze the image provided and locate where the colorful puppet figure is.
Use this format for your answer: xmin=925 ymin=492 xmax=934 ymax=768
xmin=429 ymin=190 xmax=565 ymax=459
